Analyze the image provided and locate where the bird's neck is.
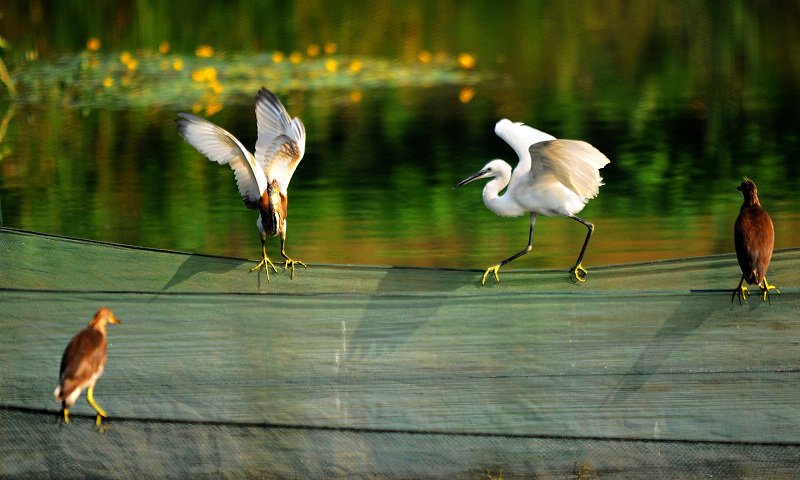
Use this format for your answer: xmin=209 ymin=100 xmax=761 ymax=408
xmin=482 ymin=174 xmax=524 ymax=217
xmin=742 ymin=193 xmax=761 ymax=209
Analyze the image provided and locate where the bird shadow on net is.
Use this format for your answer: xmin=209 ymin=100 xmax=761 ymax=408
xmin=345 ymin=267 xmax=461 ymax=363
xmin=603 ymin=296 xmax=715 ymax=406
xmin=158 ymin=254 xmax=250 ymax=293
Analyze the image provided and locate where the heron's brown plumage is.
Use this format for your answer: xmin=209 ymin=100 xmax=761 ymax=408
xmin=734 ymin=179 xmax=774 ymax=286
xmin=258 ymin=179 xmax=287 ymax=237
xmin=55 ymin=307 xmax=120 ymax=424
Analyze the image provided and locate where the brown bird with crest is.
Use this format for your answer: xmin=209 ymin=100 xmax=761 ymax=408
xmin=176 ymin=87 xmax=306 ymax=280
xmin=55 ymin=307 xmax=120 ymax=426
xmin=733 ymin=178 xmax=779 ymax=304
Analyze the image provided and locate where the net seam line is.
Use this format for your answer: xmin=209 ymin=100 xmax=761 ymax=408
xmin=2 ymin=405 xmax=798 ymax=448
xmin=4 ymin=226 xmax=800 ymax=272
xmin=1 ymin=286 xmax=787 ymax=299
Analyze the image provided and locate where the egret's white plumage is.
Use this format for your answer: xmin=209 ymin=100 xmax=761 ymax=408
xmin=455 ymin=119 xmax=610 ymax=284
xmin=176 ymin=88 xmax=306 ymax=279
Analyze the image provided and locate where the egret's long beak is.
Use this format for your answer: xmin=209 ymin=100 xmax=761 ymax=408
xmin=454 ymin=169 xmax=488 ymax=189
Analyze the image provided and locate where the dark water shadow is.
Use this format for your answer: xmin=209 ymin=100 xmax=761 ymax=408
xmin=604 ymin=296 xmax=716 ymax=406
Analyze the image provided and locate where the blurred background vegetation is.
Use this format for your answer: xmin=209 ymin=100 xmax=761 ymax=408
xmin=0 ymin=0 xmax=798 ymax=269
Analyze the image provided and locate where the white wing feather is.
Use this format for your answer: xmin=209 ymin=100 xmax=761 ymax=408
xmin=529 ymin=140 xmax=610 ymax=199
xmin=495 ymin=118 xmax=609 ymax=200
xmin=254 ymin=88 xmax=305 ymax=193
xmin=176 ymin=112 xmax=269 ymax=206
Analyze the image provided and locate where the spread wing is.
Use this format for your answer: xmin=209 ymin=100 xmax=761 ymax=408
xmin=254 ymin=88 xmax=305 ymax=194
xmin=176 ymin=112 xmax=269 ymax=208
xmin=529 ymin=140 xmax=610 ymax=199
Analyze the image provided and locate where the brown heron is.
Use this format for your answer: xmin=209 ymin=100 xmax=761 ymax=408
xmin=454 ymin=119 xmax=610 ymax=285
xmin=176 ymin=87 xmax=306 ymax=280
xmin=54 ymin=307 xmax=120 ymax=426
xmin=733 ymin=178 xmax=779 ymax=303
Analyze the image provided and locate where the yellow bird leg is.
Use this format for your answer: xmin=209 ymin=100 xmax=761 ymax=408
xmin=760 ymin=278 xmax=779 ymax=303
xmin=570 ymin=263 xmax=588 ymax=283
xmin=250 ymin=244 xmax=278 ymax=279
xmin=86 ymin=386 xmax=107 ymax=426
xmin=732 ymin=276 xmax=749 ymax=305
xmin=281 ymin=255 xmax=307 ymax=279
xmin=482 ymin=264 xmax=501 ymax=285
xmin=62 ymin=408 xmax=70 ymax=424
xmin=280 ymin=235 xmax=306 ymax=279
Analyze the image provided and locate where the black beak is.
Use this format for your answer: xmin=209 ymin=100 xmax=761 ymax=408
xmin=453 ymin=169 xmax=488 ymax=189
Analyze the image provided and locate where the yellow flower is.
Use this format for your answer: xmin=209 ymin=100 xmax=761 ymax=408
xmin=209 ymin=80 xmax=223 ymax=94
xmin=173 ymin=59 xmax=184 ymax=71
xmin=86 ymin=37 xmax=101 ymax=51
xmin=325 ymin=59 xmax=338 ymax=72
xmin=458 ymin=53 xmax=476 ymax=69
xmin=192 ymin=69 xmax=206 ymax=82
xmin=192 ymin=102 xmax=203 ymax=114
xmin=159 ymin=41 xmax=170 ymax=54
xmin=126 ymin=58 xmax=138 ymax=70
xmin=103 ymin=77 xmax=113 ymax=87
xmin=349 ymin=91 xmax=362 ymax=103
xmin=418 ymin=50 xmax=432 ymax=63
xmin=120 ymin=51 xmax=132 ymax=65
xmin=204 ymin=67 xmax=217 ymax=81
xmin=307 ymin=44 xmax=320 ymax=57
xmin=324 ymin=42 xmax=337 ymax=55
xmin=272 ymin=51 xmax=284 ymax=63
xmin=289 ymin=51 xmax=302 ymax=63
xmin=206 ymin=101 xmax=223 ymax=116
xmin=458 ymin=86 xmax=476 ymax=103
xmin=195 ymin=45 xmax=214 ymax=58
xmin=349 ymin=60 xmax=362 ymax=73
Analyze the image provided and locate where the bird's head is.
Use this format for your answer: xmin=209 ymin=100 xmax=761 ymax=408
xmin=88 ymin=307 xmax=121 ymax=329
xmin=453 ymin=160 xmax=510 ymax=189
xmin=738 ymin=177 xmax=761 ymax=206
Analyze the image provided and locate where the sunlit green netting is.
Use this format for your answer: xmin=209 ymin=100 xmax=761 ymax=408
xmin=1 ymin=228 xmax=799 ymax=478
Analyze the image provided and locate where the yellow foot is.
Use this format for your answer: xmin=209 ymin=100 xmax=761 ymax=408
xmin=760 ymin=281 xmax=779 ymax=303
xmin=57 ymin=409 xmax=70 ymax=425
xmin=482 ymin=265 xmax=501 ymax=285
xmin=95 ymin=414 xmax=109 ymax=432
xmin=283 ymin=258 xmax=307 ymax=279
xmin=250 ymin=256 xmax=279 ymax=279
xmin=732 ymin=285 xmax=749 ymax=305
xmin=569 ymin=263 xmax=588 ymax=283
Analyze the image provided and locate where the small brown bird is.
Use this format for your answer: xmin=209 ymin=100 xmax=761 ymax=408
xmin=176 ymin=87 xmax=306 ymax=280
xmin=733 ymin=178 xmax=779 ymax=303
xmin=54 ymin=307 xmax=120 ymax=426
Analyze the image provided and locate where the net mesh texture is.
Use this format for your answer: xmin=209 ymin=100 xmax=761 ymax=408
xmin=1 ymin=228 xmax=799 ymax=479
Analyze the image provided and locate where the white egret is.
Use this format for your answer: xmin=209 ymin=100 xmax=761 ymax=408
xmin=454 ymin=119 xmax=610 ymax=285
xmin=732 ymin=178 xmax=778 ymax=304
xmin=176 ymin=87 xmax=306 ymax=280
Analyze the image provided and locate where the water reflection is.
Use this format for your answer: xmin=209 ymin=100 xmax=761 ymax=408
xmin=0 ymin=1 xmax=799 ymax=268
